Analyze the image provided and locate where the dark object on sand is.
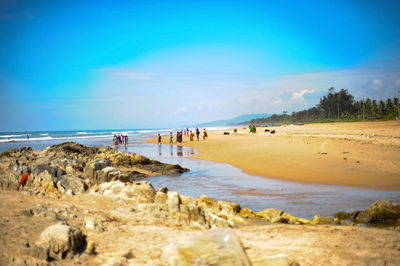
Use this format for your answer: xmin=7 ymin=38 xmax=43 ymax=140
xmin=223 ymin=132 xmax=230 ymax=135
xmin=270 ymin=130 xmax=275 ymax=134
xmin=264 ymin=129 xmax=270 ymax=132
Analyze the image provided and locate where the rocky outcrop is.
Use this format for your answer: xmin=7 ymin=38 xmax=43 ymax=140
xmin=335 ymin=200 xmax=400 ymax=226
xmin=89 ymin=180 xmax=313 ymax=229
xmin=0 ymin=142 xmax=189 ymax=196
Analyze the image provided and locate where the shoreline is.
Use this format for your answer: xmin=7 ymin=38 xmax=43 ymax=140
xmin=145 ymin=121 xmax=400 ymax=191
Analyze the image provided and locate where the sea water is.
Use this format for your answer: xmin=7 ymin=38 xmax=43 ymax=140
xmin=1 ymin=128 xmax=399 ymax=219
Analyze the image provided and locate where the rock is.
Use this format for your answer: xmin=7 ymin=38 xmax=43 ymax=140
xmin=158 ymin=185 xmax=168 ymax=193
xmin=91 ymin=181 xmax=155 ymax=203
xmin=154 ymin=191 xmax=168 ymax=203
xmin=132 ymin=154 xmax=151 ymax=165
xmin=161 ymin=230 xmax=251 ymax=266
xmin=57 ymin=174 xmax=87 ymax=194
xmin=84 ymin=217 xmax=105 ymax=231
xmin=198 ymin=195 xmax=241 ymax=215
xmin=336 ymin=200 xmax=400 ymax=225
xmin=334 ymin=211 xmax=351 ymax=220
xmin=252 ymin=254 xmax=299 ymax=266
xmin=84 ymin=158 xmax=111 ymax=184
xmin=167 ymin=191 xmax=181 ymax=212
xmin=32 ymin=223 xmax=86 ymax=261
xmin=312 ymin=214 xmax=335 ymax=225
xmin=44 ymin=142 xmax=97 ymax=158
xmin=258 ymin=208 xmax=311 ymax=225
xmin=32 ymin=170 xmax=59 ymax=196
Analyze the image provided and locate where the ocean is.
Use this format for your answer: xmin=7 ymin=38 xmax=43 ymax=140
xmin=0 ymin=128 xmax=178 ymax=152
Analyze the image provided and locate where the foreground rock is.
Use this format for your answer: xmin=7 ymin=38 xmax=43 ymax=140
xmin=162 ymin=230 xmax=252 ymax=265
xmin=0 ymin=142 xmax=189 ymax=196
xmin=20 ymin=223 xmax=86 ymax=261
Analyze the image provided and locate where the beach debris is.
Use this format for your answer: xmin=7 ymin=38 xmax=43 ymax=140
xmin=161 ymin=230 xmax=251 ymax=266
xmin=343 ymin=150 xmax=349 ymax=154
xmin=264 ymin=129 xmax=270 ymax=132
xmin=357 ymin=160 xmax=360 ymax=163
xmin=17 ymin=173 xmax=29 ymax=190
xmin=223 ymin=132 xmax=230 ymax=135
xmin=343 ymin=157 xmax=347 ymax=160
xmin=318 ymin=152 xmax=328 ymax=155
xmin=270 ymin=130 xmax=276 ymax=134
xmin=347 ymin=166 xmax=353 ymax=169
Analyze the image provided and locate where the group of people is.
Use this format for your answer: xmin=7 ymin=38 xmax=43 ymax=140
xmin=113 ymin=134 xmax=128 ymax=145
xmin=158 ymin=127 xmax=208 ymax=144
xmin=249 ymin=124 xmax=257 ymax=133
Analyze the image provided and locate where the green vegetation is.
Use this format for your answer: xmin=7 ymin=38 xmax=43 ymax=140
xmin=251 ymin=88 xmax=400 ymax=125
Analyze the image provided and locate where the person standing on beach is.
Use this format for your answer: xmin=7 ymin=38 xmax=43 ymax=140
xmin=189 ymin=130 xmax=194 ymax=141
xmin=195 ymin=127 xmax=200 ymax=141
xmin=203 ymin=128 xmax=208 ymax=140
xmin=158 ymin=134 xmax=162 ymax=144
xmin=26 ymin=134 xmax=29 ymax=141
xmin=125 ymin=135 xmax=128 ymax=144
xmin=169 ymin=132 xmax=173 ymax=144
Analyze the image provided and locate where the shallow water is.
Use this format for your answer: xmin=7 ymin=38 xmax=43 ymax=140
xmin=124 ymin=143 xmax=400 ymax=219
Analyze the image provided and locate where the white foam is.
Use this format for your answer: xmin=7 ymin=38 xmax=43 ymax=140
xmin=0 ymin=134 xmax=27 ymax=138
xmin=77 ymin=132 xmax=88 ymax=135
xmin=0 ymin=136 xmax=53 ymax=143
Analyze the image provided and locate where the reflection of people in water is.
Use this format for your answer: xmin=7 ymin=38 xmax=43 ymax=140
xmin=158 ymin=144 xmax=162 ymax=156
xmin=177 ymin=146 xmax=183 ymax=156
xmin=191 ymin=147 xmax=195 ymax=155
xmin=170 ymin=144 xmax=173 ymax=156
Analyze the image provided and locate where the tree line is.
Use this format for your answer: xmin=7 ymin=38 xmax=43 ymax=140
xmin=250 ymin=88 xmax=400 ymax=125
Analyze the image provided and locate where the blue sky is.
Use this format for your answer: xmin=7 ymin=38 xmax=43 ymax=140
xmin=1 ymin=0 xmax=400 ymax=131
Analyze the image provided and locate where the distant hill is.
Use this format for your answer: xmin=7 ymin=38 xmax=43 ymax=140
xmin=197 ymin=113 xmax=271 ymax=127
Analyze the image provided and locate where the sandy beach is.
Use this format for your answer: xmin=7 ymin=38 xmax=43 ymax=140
xmin=147 ymin=121 xmax=400 ymax=190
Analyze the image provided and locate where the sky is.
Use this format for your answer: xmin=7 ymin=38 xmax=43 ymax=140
xmin=1 ymin=0 xmax=400 ymax=131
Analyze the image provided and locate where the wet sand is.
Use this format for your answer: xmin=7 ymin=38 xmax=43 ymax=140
xmin=146 ymin=121 xmax=400 ymax=190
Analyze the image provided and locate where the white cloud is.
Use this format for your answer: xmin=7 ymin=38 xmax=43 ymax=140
xmin=291 ymin=89 xmax=316 ymax=101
